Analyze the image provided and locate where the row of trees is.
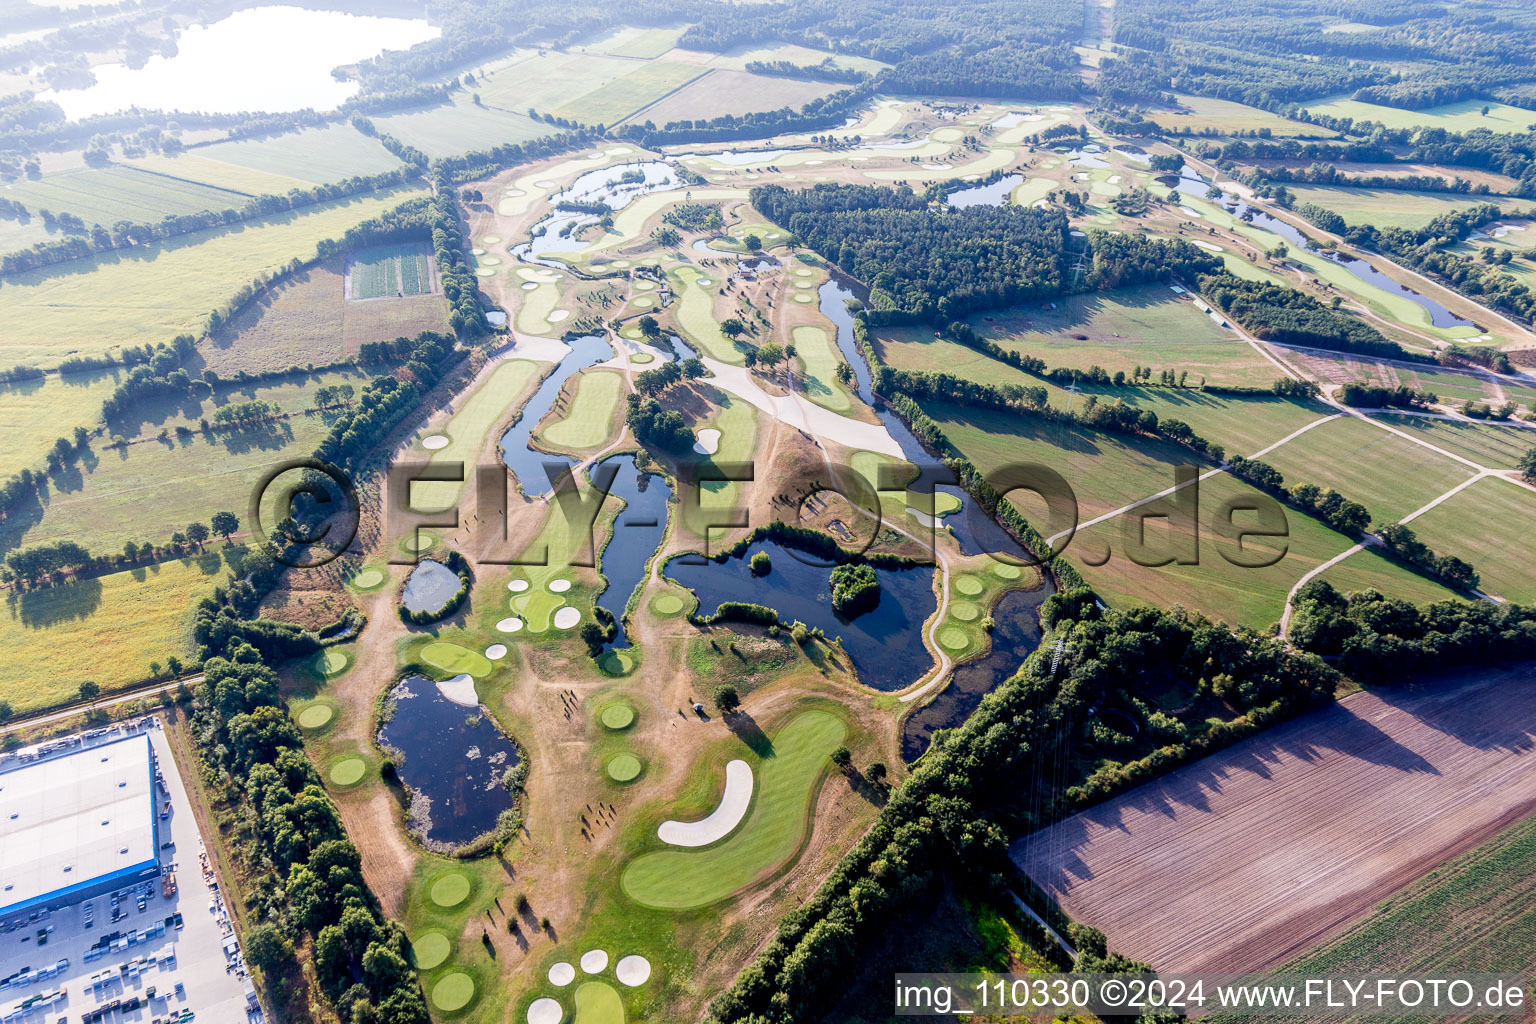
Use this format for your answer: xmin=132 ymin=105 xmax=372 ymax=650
xmin=1198 ymin=271 xmax=1425 ymax=362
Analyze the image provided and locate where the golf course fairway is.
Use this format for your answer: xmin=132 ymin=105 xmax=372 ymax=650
xmin=620 ymin=710 xmax=846 ymax=909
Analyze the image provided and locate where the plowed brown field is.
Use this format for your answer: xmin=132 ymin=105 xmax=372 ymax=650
xmin=1013 ymin=665 xmax=1536 ymax=972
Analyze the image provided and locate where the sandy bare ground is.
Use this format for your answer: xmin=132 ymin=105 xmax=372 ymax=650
xmin=1013 ymin=665 xmax=1536 ymax=972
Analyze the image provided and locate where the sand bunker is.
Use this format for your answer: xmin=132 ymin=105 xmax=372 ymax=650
xmin=580 ymin=950 xmax=609 ymax=974
xmin=509 ymin=579 xmax=530 ymax=592
xmin=527 ymin=997 xmax=562 ymax=1024
xmin=553 ymin=606 xmax=581 ymax=629
xmin=521 ymin=281 xmax=539 ymax=290
xmin=548 ymin=962 xmax=575 ymax=986
xmin=615 ymin=955 xmax=651 ymax=986
xmin=495 ymin=617 xmax=525 ymax=633
xmin=485 ymin=644 xmax=508 ymax=660
xmin=658 ymin=759 xmax=753 ymax=847
xmin=693 ymin=428 xmax=721 ymax=455
xmin=548 ymin=578 xmax=572 ymax=593
xmin=423 ymin=434 xmax=450 ymax=450
xmin=548 ymin=309 xmax=570 ymax=322
xmin=435 ymin=674 xmax=478 ymax=708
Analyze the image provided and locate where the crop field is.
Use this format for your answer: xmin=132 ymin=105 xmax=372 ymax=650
xmin=1303 ymin=94 xmax=1536 ymax=134
xmin=1146 ymin=94 xmax=1338 ymax=138
xmin=634 ymin=70 xmax=841 ymax=125
xmin=1316 ymin=551 xmax=1460 ymax=606
xmin=1404 ymin=477 xmax=1536 ymax=603
xmin=580 ymin=25 xmax=689 ymax=59
xmin=0 ymin=550 xmax=240 ymax=712
xmin=553 ymin=62 xmax=707 ymax=125
xmin=698 ymin=43 xmax=889 ymax=74
xmin=0 ymin=369 xmax=122 ymax=477
xmin=369 ymin=96 xmax=553 ymax=161
xmin=472 ymin=51 xmax=637 ymax=114
xmin=0 ymin=184 xmax=425 ymax=369
xmin=189 ymin=124 xmax=407 ymax=184
xmin=1 ymin=165 xmax=252 ymax=227
xmin=540 ymin=370 xmax=624 ymax=451
xmin=1013 ymin=665 xmax=1536 ymax=972
xmin=1370 ymin=413 xmax=1535 ymax=471
xmin=0 ymin=211 xmax=62 ymax=255
xmin=1260 ymin=414 xmax=1477 ymax=524
xmin=123 ymin=151 xmax=311 ymax=196
xmin=348 ymin=243 xmax=435 ymax=299
xmin=115 ymin=367 xmax=369 ymax=440
xmin=1278 ymin=184 xmax=1508 ymax=231
xmin=205 ymin=255 xmax=449 ymax=374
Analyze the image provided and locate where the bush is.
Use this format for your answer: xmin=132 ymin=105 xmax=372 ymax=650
xmin=829 ymin=563 xmax=880 ymax=616
xmin=750 ymin=551 xmax=772 ymax=575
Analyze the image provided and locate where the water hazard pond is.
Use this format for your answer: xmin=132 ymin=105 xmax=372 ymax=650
xmin=378 ymin=675 xmax=520 ymax=848
xmin=400 ymin=559 xmax=461 ymax=616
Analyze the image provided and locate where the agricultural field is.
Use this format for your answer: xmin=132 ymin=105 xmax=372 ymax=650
xmin=347 ymin=242 xmax=436 ymax=299
xmin=0 ymin=549 xmax=240 ymax=712
xmin=1 ymin=164 xmax=252 ymax=228
xmin=695 ymin=42 xmax=889 ymax=74
xmin=0 ymin=369 xmax=122 ymax=477
xmin=1014 ymin=666 xmax=1536 ymax=972
xmin=0 ymin=184 xmax=426 ymax=369
xmin=577 ymin=25 xmax=690 ymax=60
xmin=1146 ymin=94 xmax=1338 ymax=138
xmin=1404 ymin=477 xmax=1536 ymax=603
xmin=634 ymin=70 xmax=841 ymax=125
xmin=1279 ymin=183 xmax=1518 ymax=231
xmin=0 ymin=209 xmax=67 ymax=255
xmin=471 ymin=51 xmax=638 ymax=114
xmin=187 ymin=124 xmax=408 ymax=185
xmin=123 ymin=151 xmax=312 ymax=195
xmin=552 ymin=62 xmax=707 ymax=126
xmin=369 ymin=96 xmax=553 ymax=161
xmin=1303 ymin=94 xmax=1536 ymax=134
xmin=204 ymin=254 xmax=449 ymax=374
xmin=1370 ymin=413 xmax=1536 ymax=471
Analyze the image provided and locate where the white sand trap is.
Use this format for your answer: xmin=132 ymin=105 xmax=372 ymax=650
xmin=534 ymin=179 xmax=556 ymax=188
xmin=496 ymin=617 xmax=525 ymax=633
xmin=422 ymin=434 xmax=450 ymax=450
xmin=658 ymin=759 xmax=753 ymax=847
xmin=580 ymin=950 xmax=609 ymax=974
xmin=1191 ymin=239 xmax=1223 ymax=251
xmin=693 ymin=428 xmax=722 ymax=455
xmin=1031 ymin=199 xmax=1048 ymax=208
xmin=696 ymin=278 xmax=711 ymax=286
xmin=509 ymin=579 xmax=530 ymax=592
xmin=615 ymin=955 xmax=651 ymax=986
xmin=435 ymin=674 xmax=478 ymax=708
xmin=485 ymin=644 xmax=508 ymax=661
xmin=521 ymin=281 xmax=539 ymax=290
xmin=906 ymin=507 xmax=940 ymax=529
xmin=806 ymin=160 xmax=823 ymax=165
xmin=554 ymin=606 xmax=581 ymax=629
xmin=547 ymin=309 xmax=570 ymax=323
xmin=921 ymin=163 xmax=951 ymax=169
xmin=1180 ymin=206 xmax=1204 ymax=217
xmin=503 ymin=188 xmax=525 ymax=197
xmin=527 ymin=997 xmax=563 ymax=1024
xmin=851 ymin=155 xmax=869 ymax=161
xmin=1070 ymin=229 xmax=1087 ymax=237
xmin=548 ymin=962 xmax=576 ymax=986
xmin=1108 ymin=174 xmax=1121 ymax=184
xmin=605 ymin=146 xmax=633 ymax=156
xmin=548 ymin=578 xmax=571 ymax=593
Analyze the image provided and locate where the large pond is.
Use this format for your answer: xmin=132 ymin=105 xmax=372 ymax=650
xmin=43 ymin=6 xmax=439 ymax=119
xmin=400 ymin=558 xmax=461 ymax=615
xmin=497 ymin=333 xmax=614 ymax=496
xmin=665 ymin=540 xmax=938 ymax=691
xmin=378 ymin=675 xmax=519 ymax=848
xmin=596 ymin=453 xmax=671 ymax=649
xmin=514 ymin=160 xmax=681 ymax=267
xmin=948 ymin=174 xmax=1023 ymax=209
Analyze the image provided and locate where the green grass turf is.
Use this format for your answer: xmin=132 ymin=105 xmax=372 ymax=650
xmin=668 ymin=265 xmax=739 ymax=362
xmin=543 ymin=370 xmax=624 ymax=450
xmin=0 ymin=185 xmax=424 ymax=370
xmin=620 ymin=709 xmax=847 ymax=909
xmin=1404 ymin=477 xmax=1536 ymax=603
xmin=296 ymin=704 xmax=335 ymax=729
xmin=1371 ymin=414 xmax=1535 ymax=472
xmin=515 ymin=279 xmax=561 ymax=335
xmin=0 ymin=369 xmax=121 ymax=477
xmin=2 ymin=165 xmax=253 ymax=229
xmin=350 ymin=243 xmax=433 ymax=298
xmin=601 ymin=703 xmax=636 ymax=730
xmin=410 ymin=931 xmax=451 ymax=971
xmin=420 ymin=641 xmax=494 ymax=678
xmin=584 ymin=24 xmax=687 ymax=59
xmin=572 ymin=980 xmax=624 ymax=1024
xmin=328 ymin=757 xmax=366 ymax=786
xmin=431 ymin=972 xmax=476 ymax=1013
xmin=1260 ymin=414 xmax=1478 ymax=524
xmin=1149 ymin=93 xmax=1338 ymax=138
xmin=1304 ymin=94 xmax=1536 ymax=134
xmin=1279 ymin=183 xmax=1514 ymax=231
xmin=597 ymin=649 xmax=635 ymax=676
xmin=650 ymin=593 xmax=685 ymax=616
xmin=512 ymin=590 xmax=565 ymax=632
xmin=189 ymin=124 xmax=408 ymax=185
xmin=607 ymin=754 xmax=643 ymax=782
xmin=552 ymin=62 xmax=707 ymax=125
xmin=790 ymin=323 xmax=855 ymax=414
xmin=412 ymin=359 xmax=543 ymax=512
xmin=314 ymin=649 xmax=351 ymax=678
xmin=954 ymin=574 xmax=984 ymax=596
xmin=0 ymin=548 xmax=238 ymax=713
xmin=351 ymin=568 xmax=386 ymax=589
xmin=124 ymin=151 xmax=310 ymax=195
xmin=637 ymin=69 xmax=840 ymax=125
xmin=938 ymin=627 xmax=970 ymax=651
xmin=430 ymin=872 xmax=472 ymax=908
xmin=473 ymin=51 xmax=637 ymax=114
xmin=684 ymin=392 xmax=760 ymax=541
xmin=369 ymin=95 xmax=554 ymax=161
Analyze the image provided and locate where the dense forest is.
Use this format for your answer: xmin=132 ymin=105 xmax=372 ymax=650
xmin=1197 ymin=271 xmax=1424 ymax=361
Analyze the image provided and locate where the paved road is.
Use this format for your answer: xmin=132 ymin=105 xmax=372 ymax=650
xmin=0 ymin=676 xmax=203 ymax=738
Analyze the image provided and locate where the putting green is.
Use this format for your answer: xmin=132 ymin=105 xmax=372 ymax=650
xmin=792 ymin=293 xmax=815 ymax=303
xmin=313 ymin=649 xmax=349 ymax=678
xmin=351 ymin=568 xmax=385 ymax=590
xmin=421 ymin=641 xmax=494 ymax=678
xmin=430 ymin=873 xmax=471 ymax=909
xmin=328 ymin=757 xmax=365 ymax=787
xmin=954 ymin=574 xmax=984 ymax=596
xmin=650 ymin=593 xmax=685 ymax=617
xmin=938 ymin=628 xmax=971 ymax=651
xmin=432 ymin=972 xmax=476 ymax=1013
xmin=600 ymin=703 xmax=635 ymax=730
xmin=951 ymin=602 xmax=981 ymax=622
xmin=297 ymin=704 xmax=334 ymax=730
xmin=607 ymin=754 xmax=643 ymax=782
xmin=513 ymin=591 xmax=566 ymax=632
xmin=991 ymin=562 xmax=1023 ymax=580
xmin=411 ymin=931 xmax=451 ymax=970
xmin=597 ymin=650 xmax=634 ymax=676
xmin=403 ymin=532 xmax=435 ymax=553
xmin=630 ymin=351 xmax=654 ymax=364
xmin=621 ymin=711 xmax=846 ymax=909
xmin=573 ymin=981 xmax=623 ymax=1024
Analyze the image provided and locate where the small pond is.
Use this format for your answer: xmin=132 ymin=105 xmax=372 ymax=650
xmin=664 ymin=540 xmax=938 ymax=691
xmin=378 ymin=675 xmax=519 ymax=848
xmin=948 ymin=174 xmax=1023 ymax=209
xmin=595 ymin=453 xmax=672 ymax=649
xmin=400 ymin=559 xmax=461 ymax=615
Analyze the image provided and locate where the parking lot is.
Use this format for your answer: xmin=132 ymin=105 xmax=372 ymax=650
xmin=0 ymin=718 xmax=258 ymax=1023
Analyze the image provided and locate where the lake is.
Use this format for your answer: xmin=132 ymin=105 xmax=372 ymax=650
xmin=43 ymin=5 xmax=439 ymax=119
xmin=400 ymin=558 xmax=460 ymax=615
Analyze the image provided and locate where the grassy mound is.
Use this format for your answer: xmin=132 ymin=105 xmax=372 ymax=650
xmin=938 ymin=627 xmax=971 ymax=651
xmin=950 ymin=602 xmax=981 ymax=622
xmin=429 ymin=872 xmax=472 ymax=909
xmin=296 ymin=704 xmax=334 ymax=730
xmin=313 ymin=649 xmax=350 ymax=678
xmin=410 ymin=931 xmax=451 ymax=970
xmin=597 ymin=649 xmax=634 ymax=676
xmin=954 ymin=574 xmax=984 ymax=596
xmin=991 ymin=562 xmax=1023 ymax=580
xmin=650 ymin=593 xmax=685 ymax=617
xmin=431 ymin=972 xmax=476 ymax=1013
xmin=573 ymin=981 xmax=624 ymax=1023
xmin=606 ymin=753 xmax=643 ymax=782
xmin=351 ymin=567 xmax=386 ymax=590
xmin=421 ymin=641 xmax=494 ymax=677
xmin=600 ymin=703 xmax=636 ymax=730
xmin=328 ymin=756 xmax=366 ymax=787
